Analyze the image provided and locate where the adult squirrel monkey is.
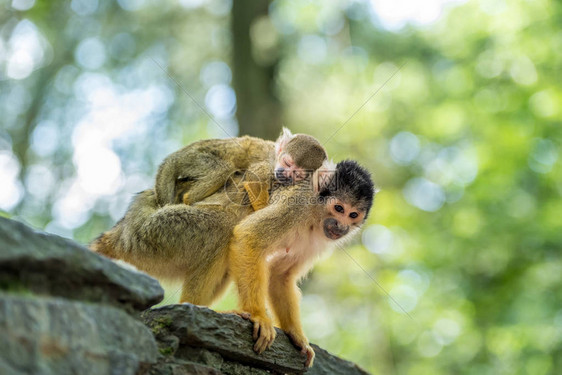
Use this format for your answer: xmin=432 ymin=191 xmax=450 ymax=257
xmin=91 ymin=157 xmax=374 ymax=368
xmin=229 ymin=160 xmax=375 ymax=367
xmin=90 ymin=129 xmax=328 ymax=304
xmin=154 ymin=127 xmax=327 ymax=210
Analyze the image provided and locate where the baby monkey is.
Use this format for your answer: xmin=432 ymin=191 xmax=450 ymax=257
xmin=155 ymin=128 xmax=327 ymax=208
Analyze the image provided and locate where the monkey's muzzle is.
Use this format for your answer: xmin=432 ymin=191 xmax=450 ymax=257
xmin=323 ymin=218 xmax=349 ymax=240
xmin=275 ymin=168 xmax=294 ymax=185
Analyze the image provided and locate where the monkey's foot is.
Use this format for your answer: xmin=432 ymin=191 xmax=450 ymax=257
xmin=286 ymin=330 xmax=315 ymax=367
xmin=249 ymin=315 xmax=276 ymax=354
xmin=243 ymin=182 xmax=270 ymax=211
xmin=182 ymin=193 xmax=192 ymax=205
xmin=219 ymin=309 xmax=251 ymax=320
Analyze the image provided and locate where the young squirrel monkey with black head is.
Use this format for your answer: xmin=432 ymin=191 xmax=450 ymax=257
xmin=229 ymin=160 xmax=375 ymax=367
xmin=154 ymin=128 xmax=327 ymax=209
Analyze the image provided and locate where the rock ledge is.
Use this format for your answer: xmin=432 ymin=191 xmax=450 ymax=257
xmin=0 ymin=217 xmax=369 ymax=374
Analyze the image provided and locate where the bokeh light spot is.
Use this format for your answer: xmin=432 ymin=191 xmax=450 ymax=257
xmin=11 ymin=0 xmax=35 ymax=11
xmin=200 ymin=61 xmax=232 ymax=88
xmin=403 ymin=177 xmax=445 ymax=212
xmin=71 ymin=0 xmax=98 ymax=16
xmin=297 ymin=35 xmax=327 ymax=65
xmin=390 ymin=132 xmax=420 ymax=165
xmin=528 ymin=138 xmax=558 ymax=174
xmin=75 ymin=37 xmax=106 ymax=70
xmin=0 ymin=151 xmax=24 ymax=210
xmin=362 ymin=224 xmax=394 ymax=255
xmin=205 ymin=84 xmax=236 ymax=119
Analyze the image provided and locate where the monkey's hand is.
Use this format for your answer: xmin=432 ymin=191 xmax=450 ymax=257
xmin=182 ymin=192 xmax=192 ymax=205
xmin=249 ymin=314 xmax=277 ymax=354
xmin=286 ymin=330 xmax=315 ymax=367
xmin=243 ymin=181 xmax=270 ymax=211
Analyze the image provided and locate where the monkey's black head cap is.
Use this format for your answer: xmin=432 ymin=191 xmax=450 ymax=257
xmin=320 ymin=160 xmax=375 ymax=218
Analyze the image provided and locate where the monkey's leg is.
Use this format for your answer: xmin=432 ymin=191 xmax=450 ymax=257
xmin=243 ymin=161 xmax=272 ymax=210
xmin=137 ymin=201 xmax=237 ymax=306
xmin=180 ymin=157 xmax=235 ymax=205
xmin=229 ymin=232 xmax=276 ymax=354
xmin=243 ymin=182 xmax=270 ymax=211
xmin=179 ymin=256 xmax=231 ymax=306
xmin=268 ymin=264 xmax=315 ymax=367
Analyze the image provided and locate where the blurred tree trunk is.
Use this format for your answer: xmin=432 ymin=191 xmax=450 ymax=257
xmin=231 ymin=0 xmax=281 ymax=140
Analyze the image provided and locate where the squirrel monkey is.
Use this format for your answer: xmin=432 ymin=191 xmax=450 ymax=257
xmin=90 ymin=130 xmax=328 ymax=304
xmin=90 ymin=158 xmax=373 ymax=368
xmin=229 ymin=160 xmax=375 ymax=367
xmin=154 ymin=127 xmax=327 ymax=209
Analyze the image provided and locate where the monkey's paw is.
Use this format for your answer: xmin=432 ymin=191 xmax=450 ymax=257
xmin=250 ymin=315 xmax=277 ymax=354
xmin=182 ymin=193 xmax=192 ymax=205
xmin=286 ymin=331 xmax=315 ymax=367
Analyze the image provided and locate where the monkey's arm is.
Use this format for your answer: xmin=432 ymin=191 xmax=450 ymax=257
xmin=268 ymin=258 xmax=315 ymax=367
xmin=229 ymin=198 xmax=307 ymax=353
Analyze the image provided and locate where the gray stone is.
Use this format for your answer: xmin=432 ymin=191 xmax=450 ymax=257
xmin=143 ymin=304 xmax=372 ymax=374
xmin=219 ymin=360 xmax=273 ymax=375
xmin=0 ymin=294 xmax=159 ymax=375
xmin=176 ymin=347 xmax=224 ymax=369
xmin=307 ymin=345 xmax=370 ymax=375
xmin=171 ymin=346 xmax=272 ymax=375
xmin=142 ymin=304 xmax=307 ymax=374
xmin=0 ymin=217 xmax=163 ymax=311
xmin=149 ymin=359 xmax=223 ymax=375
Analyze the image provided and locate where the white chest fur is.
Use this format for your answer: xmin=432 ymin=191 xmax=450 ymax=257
xmin=266 ymin=223 xmax=335 ymax=277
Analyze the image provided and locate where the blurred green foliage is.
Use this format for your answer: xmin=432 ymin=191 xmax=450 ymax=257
xmin=1 ymin=0 xmax=561 ymax=373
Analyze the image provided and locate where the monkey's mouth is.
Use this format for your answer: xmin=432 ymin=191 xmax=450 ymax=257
xmin=324 ymin=227 xmax=343 ymax=240
xmin=275 ymin=169 xmax=293 ymax=185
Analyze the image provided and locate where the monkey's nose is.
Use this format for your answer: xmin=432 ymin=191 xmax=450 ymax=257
xmin=275 ymin=168 xmax=293 ymax=185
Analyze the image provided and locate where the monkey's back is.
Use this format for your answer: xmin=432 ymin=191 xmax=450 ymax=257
xmin=91 ymin=177 xmax=255 ymax=282
xmin=155 ymin=136 xmax=276 ymax=206
xmin=187 ymin=136 xmax=275 ymax=166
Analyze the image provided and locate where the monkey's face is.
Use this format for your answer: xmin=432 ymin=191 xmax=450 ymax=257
xmin=322 ymin=198 xmax=367 ymax=240
xmin=274 ymin=153 xmax=309 ymax=185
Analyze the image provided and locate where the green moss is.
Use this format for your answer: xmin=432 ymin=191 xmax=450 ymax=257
xmin=0 ymin=281 xmax=32 ymax=295
xmin=158 ymin=346 xmax=175 ymax=356
xmin=155 ymin=315 xmax=173 ymax=327
xmin=149 ymin=315 xmax=173 ymax=335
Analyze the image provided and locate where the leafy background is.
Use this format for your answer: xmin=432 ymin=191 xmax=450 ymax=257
xmin=1 ymin=0 xmax=561 ymax=373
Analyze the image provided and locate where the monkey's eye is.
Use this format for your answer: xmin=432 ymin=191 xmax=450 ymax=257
xmin=335 ymin=204 xmax=344 ymax=213
xmin=349 ymin=212 xmax=358 ymax=219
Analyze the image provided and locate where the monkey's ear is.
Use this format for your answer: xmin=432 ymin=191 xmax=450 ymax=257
xmin=275 ymin=127 xmax=294 ymax=155
xmin=313 ymin=159 xmax=336 ymax=193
